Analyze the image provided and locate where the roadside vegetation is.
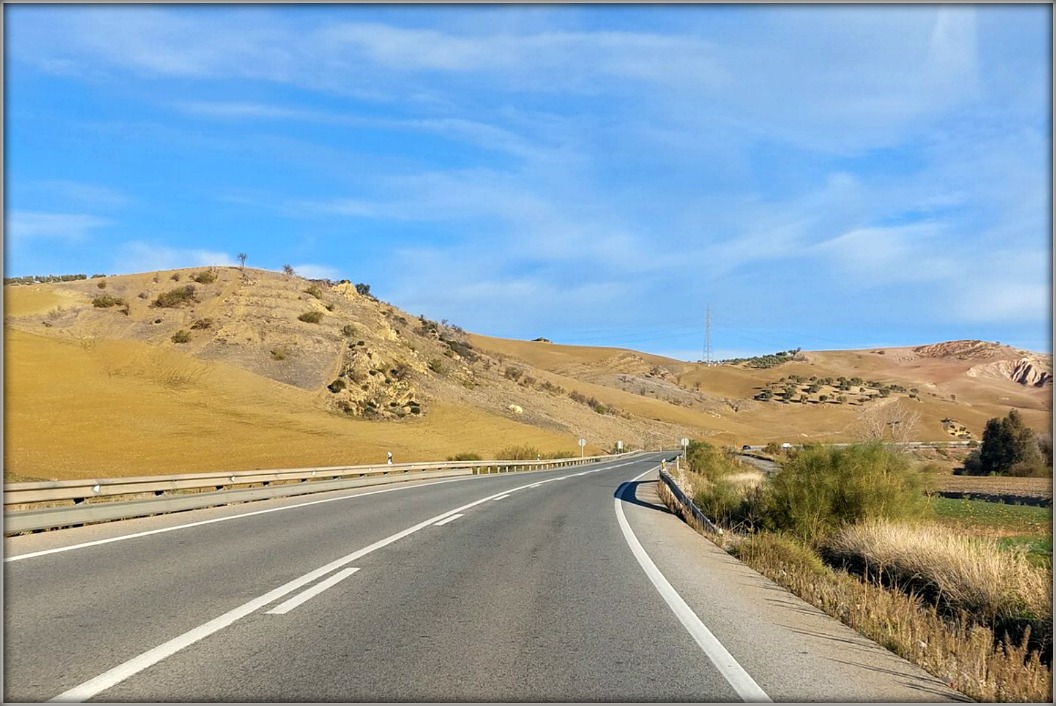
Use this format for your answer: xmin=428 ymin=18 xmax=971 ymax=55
xmin=663 ymin=439 xmax=1052 ymax=702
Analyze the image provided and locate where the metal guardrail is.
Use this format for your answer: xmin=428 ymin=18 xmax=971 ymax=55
xmin=658 ymin=468 xmax=721 ymax=535
xmin=4 ymin=454 xmax=621 ymax=535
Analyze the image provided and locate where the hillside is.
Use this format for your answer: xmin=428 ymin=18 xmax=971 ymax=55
xmin=4 ymin=267 xmax=1051 ymax=481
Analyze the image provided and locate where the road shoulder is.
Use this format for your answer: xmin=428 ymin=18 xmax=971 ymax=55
xmin=619 ymin=474 xmax=971 ymax=703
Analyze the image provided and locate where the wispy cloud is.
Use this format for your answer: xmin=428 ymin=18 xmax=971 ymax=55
xmin=813 ymin=223 xmax=963 ymax=286
xmin=5 ymin=5 xmax=1048 ymax=356
xmin=5 ymin=211 xmax=110 ymax=242
xmin=20 ymin=180 xmax=130 ymax=209
xmin=113 ymin=242 xmax=236 ymax=274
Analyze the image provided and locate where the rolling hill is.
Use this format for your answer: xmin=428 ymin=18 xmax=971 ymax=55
xmin=4 ymin=267 xmax=1051 ymax=482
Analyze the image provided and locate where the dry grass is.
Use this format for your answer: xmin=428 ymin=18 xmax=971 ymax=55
xmin=3 ymin=329 xmax=579 ymax=479
xmin=658 ymin=472 xmax=1052 ymax=702
xmin=735 ymin=533 xmax=1052 ymax=703
xmin=822 ymin=520 xmax=1052 ymax=650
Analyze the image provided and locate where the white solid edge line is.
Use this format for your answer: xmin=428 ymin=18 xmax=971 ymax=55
xmin=434 ymin=513 xmax=464 ymax=526
xmin=266 ymin=567 xmax=360 ymax=616
xmin=614 ymin=467 xmax=772 ymax=704
xmin=46 ymin=460 xmax=659 ymax=703
xmin=493 ymin=494 xmax=510 ymax=501
xmin=6 ymin=476 xmax=472 ymax=563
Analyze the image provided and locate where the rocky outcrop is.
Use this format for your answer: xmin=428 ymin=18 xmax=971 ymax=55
xmin=967 ymin=357 xmax=1053 ymax=388
xmin=325 ymin=343 xmax=424 ymax=419
xmin=1009 ymin=358 xmax=1052 ymax=387
xmin=913 ymin=340 xmax=1005 ymax=360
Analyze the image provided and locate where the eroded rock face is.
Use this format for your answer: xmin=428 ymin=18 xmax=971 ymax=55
xmin=1010 ymin=358 xmax=1052 ymax=387
xmin=325 ymin=344 xmax=425 ymax=419
xmin=968 ymin=357 xmax=1053 ymax=388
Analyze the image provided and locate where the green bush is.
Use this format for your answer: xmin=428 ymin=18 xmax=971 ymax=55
xmin=973 ymin=410 xmax=1047 ymax=476
xmin=685 ymin=440 xmax=742 ymax=481
xmin=191 ymin=269 xmax=217 ymax=284
xmin=732 ymin=532 xmax=830 ymax=577
xmin=298 ymin=310 xmax=324 ymax=324
xmin=171 ymin=330 xmax=191 ymax=343
xmin=153 ymin=285 xmax=197 ymax=308
xmin=694 ymin=479 xmax=744 ymax=527
xmin=765 ymin=442 xmax=929 ymax=543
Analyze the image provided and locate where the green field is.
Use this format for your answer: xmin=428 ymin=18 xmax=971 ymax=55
xmin=931 ymin=497 xmax=1052 ymax=567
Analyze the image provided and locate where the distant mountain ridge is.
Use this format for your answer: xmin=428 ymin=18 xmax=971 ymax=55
xmin=4 ymin=267 xmax=1051 ymax=480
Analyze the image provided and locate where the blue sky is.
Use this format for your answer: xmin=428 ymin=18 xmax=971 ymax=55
xmin=4 ymin=4 xmax=1052 ymax=360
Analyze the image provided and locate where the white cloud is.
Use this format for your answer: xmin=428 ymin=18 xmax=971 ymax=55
xmin=952 ymin=281 xmax=1051 ymax=324
xmin=5 ymin=211 xmax=110 ymax=242
xmin=813 ymin=223 xmax=964 ymax=286
xmin=113 ymin=242 xmax=236 ymax=274
xmin=24 ymin=181 xmax=130 ymax=209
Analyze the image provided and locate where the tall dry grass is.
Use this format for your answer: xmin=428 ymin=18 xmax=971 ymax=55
xmin=735 ymin=533 xmax=1052 ymax=703
xmin=822 ymin=520 xmax=1052 ymax=654
xmin=657 ymin=476 xmax=1053 ymax=702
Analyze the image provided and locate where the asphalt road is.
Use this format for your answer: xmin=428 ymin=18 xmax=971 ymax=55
xmin=4 ymin=452 xmax=967 ymax=702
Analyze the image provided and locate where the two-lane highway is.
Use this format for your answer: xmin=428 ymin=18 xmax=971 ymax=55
xmin=4 ymin=452 xmax=966 ymax=702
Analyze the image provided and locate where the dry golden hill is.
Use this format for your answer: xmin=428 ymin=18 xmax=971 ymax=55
xmin=4 ymin=268 xmax=1051 ymax=482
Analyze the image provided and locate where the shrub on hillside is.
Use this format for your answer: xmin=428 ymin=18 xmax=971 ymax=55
xmin=304 ymin=284 xmax=323 ymax=299
xmin=191 ymin=269 xmax=217 ymax=284
xmin=92 ymin=293 xmax=126 ymax=308
xmin=765 ymin=442 xmax=929 ymax=543
xmin=190 ymin=318 xmax=213 ymax=330
xmin=448 ymin=452 xmax=482 ymax=462
xmin=342 ymin=324 xmax=357 ymax=338
xmin=495 ymin=445 xmax=540 ymax=460
xmin=298 ymin=310 xmax=323 ymax=324
xmin=153 ymin=285 xmax=197 ymax=308
xmin=171 ymin=330 xmax=191 ymax=344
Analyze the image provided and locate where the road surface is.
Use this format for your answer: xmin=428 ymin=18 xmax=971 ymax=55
xmin=4 ymin=452 xmax=966 ymax=702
